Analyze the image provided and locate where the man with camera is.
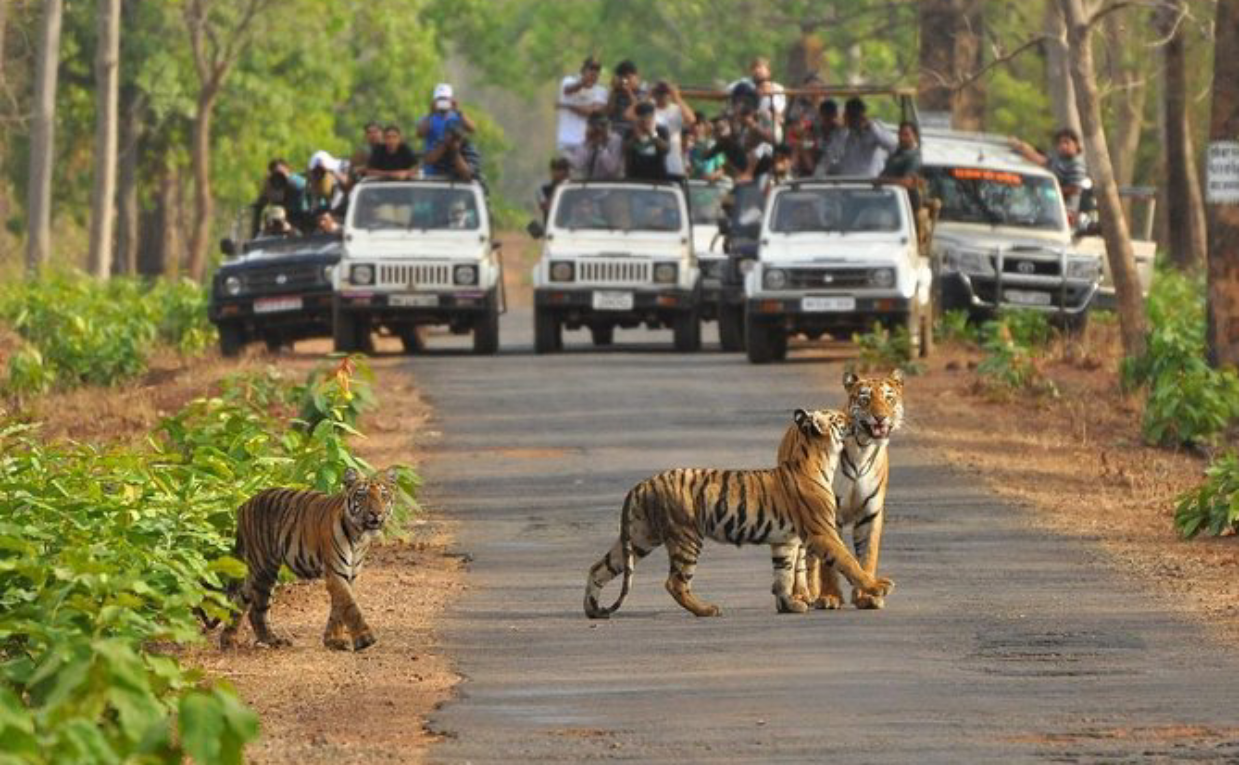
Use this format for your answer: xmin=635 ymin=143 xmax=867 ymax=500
xmin=251 ymin=158 xmax=309 ymax=236
xmin=419 ymin=83 xmax=477 ymax=178
xmin=568 ymin=112 xmax=624 ymax=180
xmin=623 ymin=102 xmax=670 ymax=181
xmin=558 ymin=57 xmax=609 ymax=154
xmin=422 ymin=122 xmax=483 ymax=184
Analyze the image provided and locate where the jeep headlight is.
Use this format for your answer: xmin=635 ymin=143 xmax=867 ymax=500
xmin=549 ymin=261 xmax=575 ymax=282
xmin=943 ymin=248 xmax=994 ymax=276
xmin=1066 ymin=256 xmax=1101 ymax=281
xmin=223 ymin=275 xmax=243 ymax=296
xmin=350 ymin=263 xmax=374 ymax=286
xmin=763 ymin=268 xmax=788 ymax=290
xmin=653 ymin=263 xmax=678 ymax=284
xmin=869 ymin=268 xmax=896 ymax=289
xmin=453 ymin=264 xmax=479 ymax=285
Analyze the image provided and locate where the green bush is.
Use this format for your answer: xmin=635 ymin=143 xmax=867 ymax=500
xmin=1123 ymin=269 xmax=1239 ymax=447
xmin=975 ymin=313 xmax=1058 ymax=397
xmin=0 ymin=271 xmax=217 ymax=396
xmin=935 ymin=308 xmax=978 ymax=345
xmin=0 ymin=356 xmax=415 ymax=763
xmin=853 ymin=322 xmax=924 ymax=375
xmin=1175 ymin=452 xmax=1239 ymax=538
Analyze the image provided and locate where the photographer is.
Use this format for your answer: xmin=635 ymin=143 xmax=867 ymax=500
xmin=419 ymin=83 xmax=477 ymax=177
xmin=623 ymin=102 xmax=670 ymax=181
xmin=568 ymin=113 xmax=624 ymax=180
xmin=251 ymin=159 xmax=309 ymax=236
xmin=422 ymin=123 xmax=483 ymax=184
xmin=607 ymin=60 xmax=646 ymax=137
xmin=557 ymin=57 xmax=608 ymax=154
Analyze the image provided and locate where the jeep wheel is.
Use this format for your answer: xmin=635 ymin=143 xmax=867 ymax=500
xmin=534 ymin=308 xmax=562 ymax=354
xmin=400 ymin=327 xmax=425 ymax=354
xmin=672 ymin=310 xmax=702 ymax=353
xmin=590 ymin=325 xmax=614 ymax=347
xmin=333 ymin=305 xmax=370 ymax=353
xmin=745 ymin=313 xmax=781 ymax=364
xmin=218 ymin=322 xmax=246 ymax=357
xmin=473 ymin=304 xmax=500 ymax=355
xmin=718 ymin=305 xmax=745 ymax=352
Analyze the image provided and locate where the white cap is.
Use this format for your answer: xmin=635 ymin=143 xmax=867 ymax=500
xmin=308 ymin=150 xmax=342 ymax=173
xmin=433 ymin=83 xmax=454 ymax=101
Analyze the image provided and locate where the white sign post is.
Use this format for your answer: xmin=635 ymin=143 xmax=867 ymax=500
xmin=1207 ymin=141 xmax=1239 ymax=204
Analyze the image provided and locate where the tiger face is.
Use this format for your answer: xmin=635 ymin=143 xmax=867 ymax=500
xmin=793 ymin=408 xmax=851 ymax=447
xmin=843 ymin=369 xmax=905 ymax=440
xmin=343 ymin=467 xmax=399 ymax=532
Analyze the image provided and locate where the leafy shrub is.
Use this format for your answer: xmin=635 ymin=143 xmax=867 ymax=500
xmin=974 ymin=314 xmax=1059 ymax=398
xmin=1175 ymin=452 xmax=1239 ymax=538
xmin=935 ymin=309 xmax=978 ymax=345
xmin=0 ymin=356 xmax=415 ymax=763
xmin=853 ymin=322 xmax=924 ymax=375
xmin=0 ymin=271 xmax=217 ymax=396
xmin=1122 ymin=269 xmax=1239 ymax=447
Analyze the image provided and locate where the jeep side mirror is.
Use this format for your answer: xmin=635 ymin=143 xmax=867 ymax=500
xmin=219 ymin=238 xmax=237 ymax=257
xmin=526 ymin=220 xmax=545 ymax=239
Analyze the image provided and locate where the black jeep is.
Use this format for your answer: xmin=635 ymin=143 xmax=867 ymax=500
xmin=208 ymin=233 xmax=342 ymax=355
xmin=714 ymin=180 xmax=766 ymax=351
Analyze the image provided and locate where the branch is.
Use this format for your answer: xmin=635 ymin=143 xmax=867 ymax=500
xmin=947 ymin=34 xmax=1049 ymax=92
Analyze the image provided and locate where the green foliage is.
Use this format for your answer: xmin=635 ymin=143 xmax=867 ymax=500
xmin=0 ymin=357 xmax=416 ymax=763
xmin=975 ymin=312 xmax=1058 ymax=397
xmin=1175 ymin=452 xmax=1239 ymax=539
xmin=853 ymin=322 xmax=923 ymax=375
xmin=935 ymin=308 xmax=979 ymax=345
xmin=1123 ymin=268 xmax=1239 ymax=447
xmin=0 ymin=272 xmax=217 ymax=396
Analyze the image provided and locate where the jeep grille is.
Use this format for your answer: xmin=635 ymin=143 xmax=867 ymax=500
xmin=378 ymin=262 xmax=452 ymax=288
xmin=577 ymin=259 xmax=652 ymax=285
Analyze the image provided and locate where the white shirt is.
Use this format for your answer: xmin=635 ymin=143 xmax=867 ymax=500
xmin=557 ymin=75 xmax=609 ymax=150
xmin=655 ymin=104 xmax=686 ymax=176
xmin=728 ymin=77 xmax=787 ymax=142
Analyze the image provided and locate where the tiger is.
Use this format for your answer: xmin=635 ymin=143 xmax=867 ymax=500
xmin=779 ymin=369 xmax=904 ymax=611
xmin=584 ymin=408 xmax=895 ymax=619
xmin=214 ymin=466 xmax=399 ymax=651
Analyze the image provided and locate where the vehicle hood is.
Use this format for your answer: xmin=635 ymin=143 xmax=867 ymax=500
xmin=544 ymin=231 xmax=686 ymax=259
xmin=934 ymin=222 xmax=1073 ymax=254
xmin=219 ymin=250 xmax=339 ymax=273
xmin=346 ymin=231 xmax=487 ymax=260
xmin=692 ymin=226 xmax=723 ymax=256
xmin=759 ymin=235 xmax=908 ymax=266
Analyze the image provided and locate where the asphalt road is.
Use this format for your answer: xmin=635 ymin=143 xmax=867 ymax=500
xmin=418 ymin=308 xmax=1239 ymax=764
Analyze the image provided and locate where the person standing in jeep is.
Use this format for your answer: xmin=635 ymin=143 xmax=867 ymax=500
xmin=623 ymin=102 xmax=670 ymax=181
xmin=557 ymin=57 xmax=609 ymax=154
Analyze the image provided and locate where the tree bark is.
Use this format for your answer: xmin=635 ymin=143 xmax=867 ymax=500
xmin=1206 ymin=0 xmax=1239 ymax=367
xmin=1043 ymin=0 xmax=1082 ymax=137
xmin=784 ymin=25 xmax=825 ymax=86
xmin=87 ymin=0 xmax=121 ymax=279
xmin=24 ymin=0 xmax=63 ymax=273
xmin=1102 ymin=12 xmax=1146 ymax=190
xmin=1059 ymin=0 xmax=1147 ymax=358
xmin=1160 ymin=0 xmax=1208 ymax=270
xmin=953 ymin=0 xmax=986 ymax=131
xmin=918 ymin=0 xmax=986 ymax=129
xmin=186 ymin=87 xmax=217 ymax=281
xmin=116 ymin=89 xmax=142 ymax=276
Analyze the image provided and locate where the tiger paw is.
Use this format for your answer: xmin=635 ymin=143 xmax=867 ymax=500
xmin=858 ymin=577 xmax=894 ymax=599
xmin=776 ymin=597 xmax=810 ymax=614
xmin=693 ymin=605 xmax=723 ymax=618
xmin=323 ymin=636 xmax=351 ymax=651
xmin=352 ymin=633 xmax=378 ymax=652
xmin=257 ymin=635 xmax=292 ymax=648
xmin=852 ymin=592 xmax=886 ymax=610
xmin=814 ymin=594 xmax=844 ymax=610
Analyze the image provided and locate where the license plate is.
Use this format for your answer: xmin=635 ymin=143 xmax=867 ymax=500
xmin=390 ymin=293 xmax=439 ymax=308
xmin=1004 ymin=290 xmax=1053 ymax=306
xmin=253 ymin=296 xmax=303 ymax=314
xmin=801 ymin=296 xmax=855 ymax=312
xmin=592 ymin=291 xmax=634 ymax=311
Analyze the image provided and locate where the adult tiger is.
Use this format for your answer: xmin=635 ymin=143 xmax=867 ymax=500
xmin=780 ymin=369 xmax=904 ymax=610
xmin=213 ymin=467 xmax=399 ymax=651
xmin=584 ymin=408 xmax=894 ymax=619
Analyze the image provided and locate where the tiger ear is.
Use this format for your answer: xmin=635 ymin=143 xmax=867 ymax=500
xmin=889 ymin=368 xmax=905 ymax=387
xmin=843 ymin=370 xmax=859 ymax=391
xmin=343 ymin=467 xmax=361 ymax=487
xmin=793 ymin=408 xmax=822 ymax=436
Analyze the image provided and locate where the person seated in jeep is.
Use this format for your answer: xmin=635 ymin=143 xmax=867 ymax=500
xmin=363 ymin=125 xmax=418 ymax=180
xmin=834 ymin=97 xmax=897 ymax=177
xmin=623 ymin=102 xmax=670 ymax=181
xmin=569 ymin=113 xmax=624 ymax=180
xmin=1008 ymin=127 xmax=1090 ymax=213
xmin=422 ymin=123 xmax=483 ymax=184
xmin=262 ymin=205 xmax=298 ymax=237
xmin=564 ymin=193 xmax=608 ymax=229
xmin=252 ymin=159 xmax=310 ymax=236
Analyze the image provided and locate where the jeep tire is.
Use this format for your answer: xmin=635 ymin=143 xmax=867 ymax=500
xmin=333 ymin=304 xmax=370 ymax=353
xmin=718 ymin=304 xmax=745 ymax=352
xmin=590 ymin=324 xmax=614 ymax=347
xmin=473 ymin=302 xmax=500 ymax=355
xmin=534 ymin=307 xmax=562 ymax=354
xmin=218 ymin=322 xmax=246 ymax=357
xmin=745 ymin=313 xmax=783 ymax=364
xmin=672 ymin=309 xmax=702 ymax=353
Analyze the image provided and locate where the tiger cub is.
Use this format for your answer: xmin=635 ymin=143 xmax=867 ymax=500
xmin=584 ymin=409 xmax=894 ymax=619
xmin=781 ymin=369 xmax=904 ymax=610
xmin=216 ymin=467 xmax=398 ymax=651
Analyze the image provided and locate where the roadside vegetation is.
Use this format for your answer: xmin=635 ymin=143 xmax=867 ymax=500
xmin=0 ymin=353 xmax=417 ymax=764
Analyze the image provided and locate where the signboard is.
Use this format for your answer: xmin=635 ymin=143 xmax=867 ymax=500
xmin=1207 ymin=141 xmax=1239 ymax=204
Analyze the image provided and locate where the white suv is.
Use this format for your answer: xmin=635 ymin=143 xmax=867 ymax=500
xmin=334 ymin=180 xmax=503 ymax=354
xmin=530 ymin=180 xmax=700 ymax=353
xmin=744 ymin=179 xmax=933 ymax=364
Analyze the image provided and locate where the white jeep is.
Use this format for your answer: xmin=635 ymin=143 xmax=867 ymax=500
xmin=334 ymin=179 xmax=504 ymax=354
xmin=743 ymin=179 xmax=933 ymax=364
xmin=529 ymin=180 xmax=700 ymax=353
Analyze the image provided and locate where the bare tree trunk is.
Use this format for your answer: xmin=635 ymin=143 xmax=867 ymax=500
xmin=186 ymin=89 xmax=216 ymax=281
xmin=1102 ymin=12 xmax=1146 ymax=190
xmin=116 ymin=92 xmax=142 ymax=275
xmin=1060 ymin=0 xmax=1147 ymax=358
xmin=160 ymin=163 xmax=180 ymax=278
xmin=953 ymin=0 xmax=986 ymax=130
xmin=917 ymin=0 xmax=954 ymax=117
xmin=24 ymin=0 xmax=63 ymax=273
xmin=1206 ymin=0 xmax=1239 ymax=367
xmin=784 ymin=24 xmax=825 ymax=86
xmin=1043 ymin=0 xmax=1082 ymax=137
xmin=1160 ymin=0 xmax=1208 ymax=270
xmin=87 ymin=0 xmax=121 ymax=279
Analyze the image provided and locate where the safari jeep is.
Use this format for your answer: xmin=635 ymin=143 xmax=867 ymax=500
xmin=209 ymin=232 xmax=342 ymax=356
xmin=529 ymin=180 xmax=700 ymax=353
xmin=687 ymin=179 xmax=730 ymax=345
xmin=921 ymin=129 xmax=1107 ymax=330
xmin=743 ymin=179 xmax=933 ymax=364
xmin=334 ymin=179 xmax=503 ymax=354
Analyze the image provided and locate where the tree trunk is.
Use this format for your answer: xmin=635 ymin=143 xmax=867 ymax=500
xmin=186 ymin=88 xmax=217 ymax=281
xmin=1043 ymin=0 xmax=1082 ymax=137
xmin=953 ymin=0 xmax=986 ymax=130
xmin=1160 ymin=0 xmax=1208 ymax=270
xmin=1059 ymin=0 xmax=1147 ymax=358
xmin=917 ymin=0 xmax=954 ymax=117
xmin=1102 ymin=12 xmax=1146 ymax=190
xmin=116 ymin=93 xmax=142 ymax=276
xmin=87 ymin=0 xmax=121 ymax=279
xmin=784 ymin=25 xmax=825 ymax=86
xmin=24 ymin=0 xmax=63 ymax=273
xmin=1206 ymin=0 xmax=1239 ymax=367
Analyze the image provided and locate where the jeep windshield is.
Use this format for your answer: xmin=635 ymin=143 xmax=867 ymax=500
xmin=350 ymin=185 xmax=481 ymax=231
xmin=769 ymin=187 xmax=903 ymax=234
xmin=688 ymin=184 xmax=727 ymax=226
xmin=924 ymin=167 xmax=1065 ymax=231
xmin=553 ymin=187 xmax=683 ymax=233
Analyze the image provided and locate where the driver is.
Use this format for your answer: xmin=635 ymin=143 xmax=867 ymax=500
xmin=567 ymin=194 xmax=606 ymax=228
xmin=784 ymin=200 xmax=820 ymax=232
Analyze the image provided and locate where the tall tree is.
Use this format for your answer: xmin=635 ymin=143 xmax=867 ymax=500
xmin=1059 ymin=0 xmax=1146 ymax=357
xmin=183 ymin=0 xmax=271 ymax=281
xmin=1043 ymin=0 xmax=1081 ymax=137
xmin=1207 ymin=0 xmax=1239 ymax=366
xmin=25 ymin=0 xmax=63 ymax=273
xmin=1159 ymin=0 xmax=1207 ymax=270
xmin=917 ymin=0 xmax=987 ymax=129
xmin=87 ymin=0 xmax=121 ymax=278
